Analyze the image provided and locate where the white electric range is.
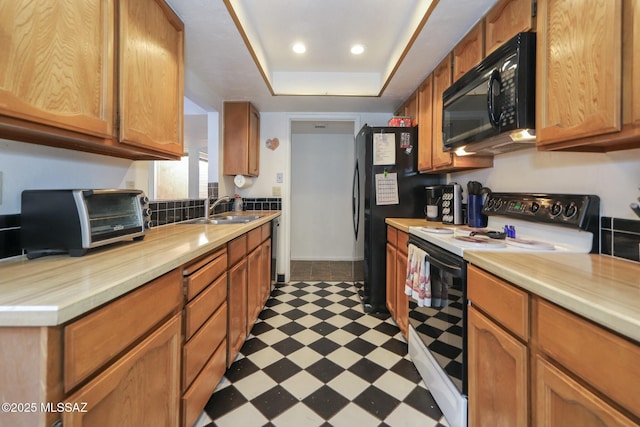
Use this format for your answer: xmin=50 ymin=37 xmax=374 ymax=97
xmin=404 ymin=193 xmax=600 ymax=427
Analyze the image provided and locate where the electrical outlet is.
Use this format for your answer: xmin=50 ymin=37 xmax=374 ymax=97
xmin=276 ymin=172 xmax=283 ymax=183
xmin=125 ymin=180 xmax=135 ymax=189
xmin=272 ymin=186 xmax=282 ymax=197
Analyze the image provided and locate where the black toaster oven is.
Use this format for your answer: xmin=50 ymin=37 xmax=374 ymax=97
xmin=21 ymin=189 xmax=151 ymax=258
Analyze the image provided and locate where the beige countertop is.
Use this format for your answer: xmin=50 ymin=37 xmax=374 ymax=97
xmin=0 ymin=211 xmax=280 ymax=327
xmin=385 ymin=217 xmax=435 ymax=232
xmin=386 ymin=217 xmax=640 ymax=343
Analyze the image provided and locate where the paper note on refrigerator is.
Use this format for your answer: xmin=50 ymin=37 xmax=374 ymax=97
xmin=375 ymin=172 xmax=399 ymax=205
xmin=373 ymin=133 xmax=396 ymax=165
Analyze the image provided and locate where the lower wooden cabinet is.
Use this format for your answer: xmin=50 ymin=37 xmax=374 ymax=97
xmin=62 ymin=313 xmax=182 ymax=427
xmin=228 ymin=257 xmax=248 ymax=367
xmin=386 ymin=226 xmax=409 ymax=338
xmin=468 ymin=306 xmax=528 ymax=427
xmin=468 ymin=264 xmax=640 ymax=426
xmin=534 ymin=356 xmax=636 ymax=427
xmin=385 ymin=242 xmax=397 ymax=320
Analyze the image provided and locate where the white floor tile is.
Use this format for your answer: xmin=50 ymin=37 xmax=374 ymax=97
xmin=279 ymin=371 xmax=324 ymax=400
xmin=271 ymin=402 xmax=325 ymax=427
xmin=328 ymin=402 xmax=382 ymax=427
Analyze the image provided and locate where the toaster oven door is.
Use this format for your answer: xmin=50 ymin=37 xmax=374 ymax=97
xmin=78 ymin=190 xmax=145 ymax=246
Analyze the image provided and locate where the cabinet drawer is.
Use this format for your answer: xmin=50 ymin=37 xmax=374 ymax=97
xmin=182 ymin=341 xmax=227 ymax=427
xmin=184 ymin=248 xmax=227 ymax=301
xmin=536 ymin=298 xmax=640 ymax=418
xmin=228 ymin=235 xmax=247 ymax=267
xmin=64 ymin=269 xmax=182 ymax=391
xmin=184 ymin=273 xmax=227 ymax=340
xmin=467 ymin=265 xmax=529 ymax=341
xmin=261 ymin=222 xmax=271 ymax=240
xmin=397 ymin=230 xmax=409 ymax=256
xmin=387 ymin=225 xmax=398 ymax=246
xmin=247 ymin=227 xmax=262 ymax=252
xmin=183 ymin=302 xmax=227 ymax=389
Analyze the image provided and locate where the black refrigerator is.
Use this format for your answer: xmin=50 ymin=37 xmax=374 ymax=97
xmin=352 ymin=125 xmax=443 ymax=313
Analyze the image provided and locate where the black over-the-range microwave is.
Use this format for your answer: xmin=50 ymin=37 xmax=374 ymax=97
xmin=442 ymin=32 xmax=536 ymax=156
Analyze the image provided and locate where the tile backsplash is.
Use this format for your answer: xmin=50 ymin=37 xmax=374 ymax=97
xmin=0 ymin=196 xmax=282 ymax=260
xmin=601 ymin=217 xmax=640 ymax=262
xmin=2 ymin=207 xmax=634 ymax=263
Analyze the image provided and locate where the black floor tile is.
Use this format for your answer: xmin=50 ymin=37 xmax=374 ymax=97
xmin=250 ymin=385 xmax=298 ymax=420
xmin=353 ymin=385 xmax=401 ymax=420
xmin=302 ymin=385 xmax=349 ymax=419
xmin=306 ymin=358 xmax=345 ymax=383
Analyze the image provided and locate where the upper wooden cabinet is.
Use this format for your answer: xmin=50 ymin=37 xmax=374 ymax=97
xmin=485 ymin=0 xmax=536 ymax=55
xmin=536 ymin=0 xmax=640 ymax=151
xmin=395 ymin=91 xmax=418 ymax=123
xmin=0 ymin=0 xmax=184 ymax=160
xmin=417 ymin=76 xmax=434 ymax=171
xmin=118 ymin=0 xmax=184 ymax=158
xmin=453 ymin=22 xmax=485 ymax=82
xmin=223 ymin=101 xmax=260 ymax=176
xmin=0 ymin=1 xmax=114 ymax=139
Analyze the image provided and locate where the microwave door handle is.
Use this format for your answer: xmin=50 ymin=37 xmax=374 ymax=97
xmin=487 ymin=69 xmax=502 ymax=128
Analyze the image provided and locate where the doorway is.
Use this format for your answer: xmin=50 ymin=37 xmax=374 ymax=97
xmin=290 ymin=120 xmax=356 ymax=281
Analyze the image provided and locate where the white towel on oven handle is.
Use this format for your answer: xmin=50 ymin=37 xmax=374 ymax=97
xmin=405 ymin=244 xmax=432 ymax=307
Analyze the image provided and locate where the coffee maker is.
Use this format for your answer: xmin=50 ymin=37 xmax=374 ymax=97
xmin=424 ymin=186 xmax=444 ymax=221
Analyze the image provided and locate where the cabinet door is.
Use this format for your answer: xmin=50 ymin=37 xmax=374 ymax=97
xmin=0 ymin=0 xmax=113 ymax=138
xmin=534 ymin=356 xmax=636 ymax=427
xmin=228 ymin=258 xmax=247 ymax=367
xmin=536 ymin=0 xmax=622 ymax=146
xmin=248 ymin=104 xmax=260 ymax=176
xmin=453 ymin=22 xmax=485 ymax=82
xmin=62 ymin=314 xmax=181 ymax=427
xmin=224 ymin=102 xmax=260 ymax=177
xmin=468 ymin=306 xmax=528 ymax=427
xmin=485 ymin=0 xmax=535 ymax=55
xmin=622 ymin=0 xmax=640 ymax=134
xmin=261 ymin=239 xmax=272 ymax=306
xmin=395 ymin=249 xmax=408 ymax=339
xmin=417 ymin=76 xmax=433 ymax=172
xmin=118 ymin=0 xmax=184 ymax=158
xmin=247 ymin=247 xmax=262 ymax=332
xmin=385 ymin=243 xmax=397 ymax=319
xmin=432 ymin=56 xmax=454 ymax=169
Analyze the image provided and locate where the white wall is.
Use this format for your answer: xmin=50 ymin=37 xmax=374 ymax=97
xmin=449 ymin=147 xmax=640 ymax=219
xmin=290 ymin=132 xmax=354 ymax=261
xmin=0 ymin=139 xmax=148 ymax=215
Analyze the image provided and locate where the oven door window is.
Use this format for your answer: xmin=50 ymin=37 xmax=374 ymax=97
xmin=409 ymin=265 xmax=464 ymax=393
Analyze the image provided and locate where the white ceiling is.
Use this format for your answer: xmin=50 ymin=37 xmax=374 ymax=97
xmin=166 ymin=0 xmax=498 ymax=114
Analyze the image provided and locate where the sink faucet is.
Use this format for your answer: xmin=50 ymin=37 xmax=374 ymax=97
xmin=208 ymin=195 xmax=231 ymax=217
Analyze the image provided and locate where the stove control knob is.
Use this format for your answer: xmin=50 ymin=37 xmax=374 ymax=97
xmin=493 ymin=199 xmax=503 ymax=211
xmin=564 ymin=202 xmax=578 ymax=219
xmin=550 ymin=202 xmax=563 ymax=217
xmin=530 ymin=201 xmax=540 ymax=214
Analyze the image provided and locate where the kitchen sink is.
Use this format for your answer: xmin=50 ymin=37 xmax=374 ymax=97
xmin=183 ymin=214 xmax=264 ymax=225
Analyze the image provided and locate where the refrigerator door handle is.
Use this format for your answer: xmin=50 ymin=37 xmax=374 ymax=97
xmin=352 ymin=161 xmax=360 ymax=239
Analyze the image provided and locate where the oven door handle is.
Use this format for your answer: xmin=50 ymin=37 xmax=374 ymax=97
xmin=424 ymin=253 xmax=463 ymax=277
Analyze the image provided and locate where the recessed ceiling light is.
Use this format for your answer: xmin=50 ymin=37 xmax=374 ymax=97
xmin=351 ymin=44 xmax=364 ymax=55
xmin=292 ymin=43 xmax=306 ymax=54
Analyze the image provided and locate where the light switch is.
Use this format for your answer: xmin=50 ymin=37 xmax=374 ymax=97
xmin=276 ymin=172 xmax=283 ymax=183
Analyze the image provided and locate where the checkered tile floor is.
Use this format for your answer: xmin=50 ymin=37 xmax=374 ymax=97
xmin=194 ymin=281 xmax=447 ymax=427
